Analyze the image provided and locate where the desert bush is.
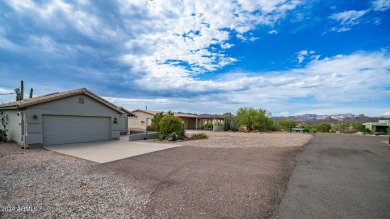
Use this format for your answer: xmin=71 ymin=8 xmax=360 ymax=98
xmin=204 ymin=121 xmax=213 ymax=129
xmin=0 ymin=129 xmax=7 ymax=141
xmin=223 ymin=114 xmax=236 ymax=131
xmin=235 ymin=107 xmax=274 ymax=132
xmin=146 ymin=125 xmax=155 ymax=131
xmin=190 ymin=133 xmax=208 ymax=140
xmin=224 ymin=115 xmax=231 ymax=131
xmin=151 ymin=112 xmax=164 ymax=132
xmin=362 ymin=128 xmax=371 ymax=134
xmin=339 ymin=122 xmax=365 ymax=133
xmin=159 ymin=115 xmax=182 ymax=136
xmin=213 ymin=120 xmax=223 ymax=126
xmin=167 ymin=132 xmax=177 ymax=141
xmin=315 ymin=122 xmax=331 ymax=133
xmin=278 ymin=120 xmax=297 ymax=131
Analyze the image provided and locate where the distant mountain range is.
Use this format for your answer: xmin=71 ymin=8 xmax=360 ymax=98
xmin=274 ymin=113 xmax=390 ymax=122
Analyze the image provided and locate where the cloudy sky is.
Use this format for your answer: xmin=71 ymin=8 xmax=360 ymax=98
xmin=0 ymin=0 xmax=389 ymax=116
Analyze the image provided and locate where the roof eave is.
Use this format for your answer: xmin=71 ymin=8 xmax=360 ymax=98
xmin=0 ymin=106 xmax=19 ymax=110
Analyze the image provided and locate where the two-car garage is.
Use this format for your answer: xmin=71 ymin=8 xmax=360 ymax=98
xmin=42 ymin=115 xmax=111 ymax=146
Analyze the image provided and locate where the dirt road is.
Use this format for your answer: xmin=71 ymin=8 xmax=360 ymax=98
xmin=96 ymin=145 xmax=302 ymax=218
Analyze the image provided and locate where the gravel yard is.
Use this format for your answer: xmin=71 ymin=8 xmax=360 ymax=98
xmin=183 ymin=130 xmax=312 ymax=148
xmin=0 ymin=143 xmax=147 ymax=219
xmin=1 ymin=131 xmax=311 ymax=218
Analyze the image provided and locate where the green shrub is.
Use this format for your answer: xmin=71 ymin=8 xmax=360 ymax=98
xmin=0 ymin=129 xmax=7 ymax=141
xmin=235 ymin=107 xmax=274 ymax=132
xmin=204 ymin=121 xmax=213 ymax=129
xmin=146 ymin=125 xmax=155 ymax=131
xmin=178 ymin=126 xmax=186 ymax=140
xmin=315 ymin=122 xmax=331 ymax=133
xmin=278 ymin=120 xmax=297 ymax=131
xmin=223 ymin=116 xmax=231 ymax=131
xmin=362 ymin=128 xmax=372 ymax=134
xmin=214 ymin=120 xmax=223 ymax=126
xmin=167 ymin=132 xmax=177 ymax=141
xmin=151 ymin=112 xmax=164 ymax=132
xmin=159 ymin=115 xmax=182 ymax=135
xmin=190 ymin=133 xmax=208 ymax=140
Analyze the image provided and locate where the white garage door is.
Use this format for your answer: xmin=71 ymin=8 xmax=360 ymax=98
xmin=43 ymin=115 xmax=111 ymax=146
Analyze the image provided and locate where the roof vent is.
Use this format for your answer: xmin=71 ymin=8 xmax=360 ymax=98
xmin=78 ymin=97 xmax=85 ymax=104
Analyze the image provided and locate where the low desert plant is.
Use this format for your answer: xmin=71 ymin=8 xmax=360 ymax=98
xmin=362 ymin=128 xmax=372 ymax=134
xmin=167 ymin=132 xmax=177 ymax=141
xmin=190 ymin=133 xmax=208 ymax=140
xmin=0 ymin=129 xmax=7 ymax=141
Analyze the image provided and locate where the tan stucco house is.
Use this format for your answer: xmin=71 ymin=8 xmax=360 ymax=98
xmin=128 ymin=109 xmax=224 ymax=131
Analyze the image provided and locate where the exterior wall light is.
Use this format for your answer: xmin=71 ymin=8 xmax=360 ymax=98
xmin=113 ymin=118 xmax=118 ymax=124
xmin=33 ymin=114 xmax=38 ymax=120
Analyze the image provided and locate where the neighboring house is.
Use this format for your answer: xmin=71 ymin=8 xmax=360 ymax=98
xmin=291 ymin=127 xmax=304 ymax=133
xmin=0 ymin=88 xmax=130 ymax=148
xmin=117 ymin=107 xmax=136 ymax=135
xmin=128 ymin=109 xmax=225 ymax=131
xmin=363 ymin=120 xmax=390 ymax=133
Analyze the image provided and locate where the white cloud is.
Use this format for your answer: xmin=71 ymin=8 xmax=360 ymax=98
xmin=107 ymin=50 xmax=390 ymax=115
xmin=5 ymin=0 xmax=302 ymax=81
xmin=268 ymin=29 xmax=278 ymax=34
xmin=329 ymin=10 xmax=368 ymax=32
xmin=371 ymin=0 xmax=390 ymax=11
xmin=296 ymin=50 xmax=316 ymax=63
xmin=296 ymin=50 xmax=308 ymax=63
xmin=330 ymin=10 xmax=367 ymax=25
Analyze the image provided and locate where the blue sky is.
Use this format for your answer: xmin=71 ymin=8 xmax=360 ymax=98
xmin=0 ymin=0 xmax=389 ymax=116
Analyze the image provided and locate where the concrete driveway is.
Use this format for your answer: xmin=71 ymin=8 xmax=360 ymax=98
xmin=43 ymin=137 xmax=182 ymax=163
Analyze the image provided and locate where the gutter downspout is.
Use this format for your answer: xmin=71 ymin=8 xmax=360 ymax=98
xmin=20 ymin=109 xmax=27 ymax=149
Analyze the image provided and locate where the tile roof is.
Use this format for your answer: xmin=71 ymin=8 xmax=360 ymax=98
xmin=118 ymin=107 xmax=136 ymax=117
xmin=0 ymin=88 xmax=124 ymax=114
xmin=131 ymin=109 xmax=224 ymax=119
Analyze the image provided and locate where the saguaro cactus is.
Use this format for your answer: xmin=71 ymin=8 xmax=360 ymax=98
xmin=29 ymin=88 xmax=33 ymax=98
xmin=20 ymin=80 xmax=24 ymax=100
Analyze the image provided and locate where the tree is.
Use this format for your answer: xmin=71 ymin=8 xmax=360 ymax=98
xmin=235 ymin=107 xmax=274 ymax=131
xmin=158 ymin=115 xmax=182 ymax=135
xmin=315 ymin=122 xmax=331 ymax=133
xmin=166 ymin=111 xmax=174 ymax=116
xmin=151 ymin=112 xmax=164 ymax=132
xmin=278 ymin=120 xmax=297 ymax=131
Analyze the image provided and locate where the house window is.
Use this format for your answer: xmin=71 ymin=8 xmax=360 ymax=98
xmin=78 ymin=97 xmax=85 ymax=104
